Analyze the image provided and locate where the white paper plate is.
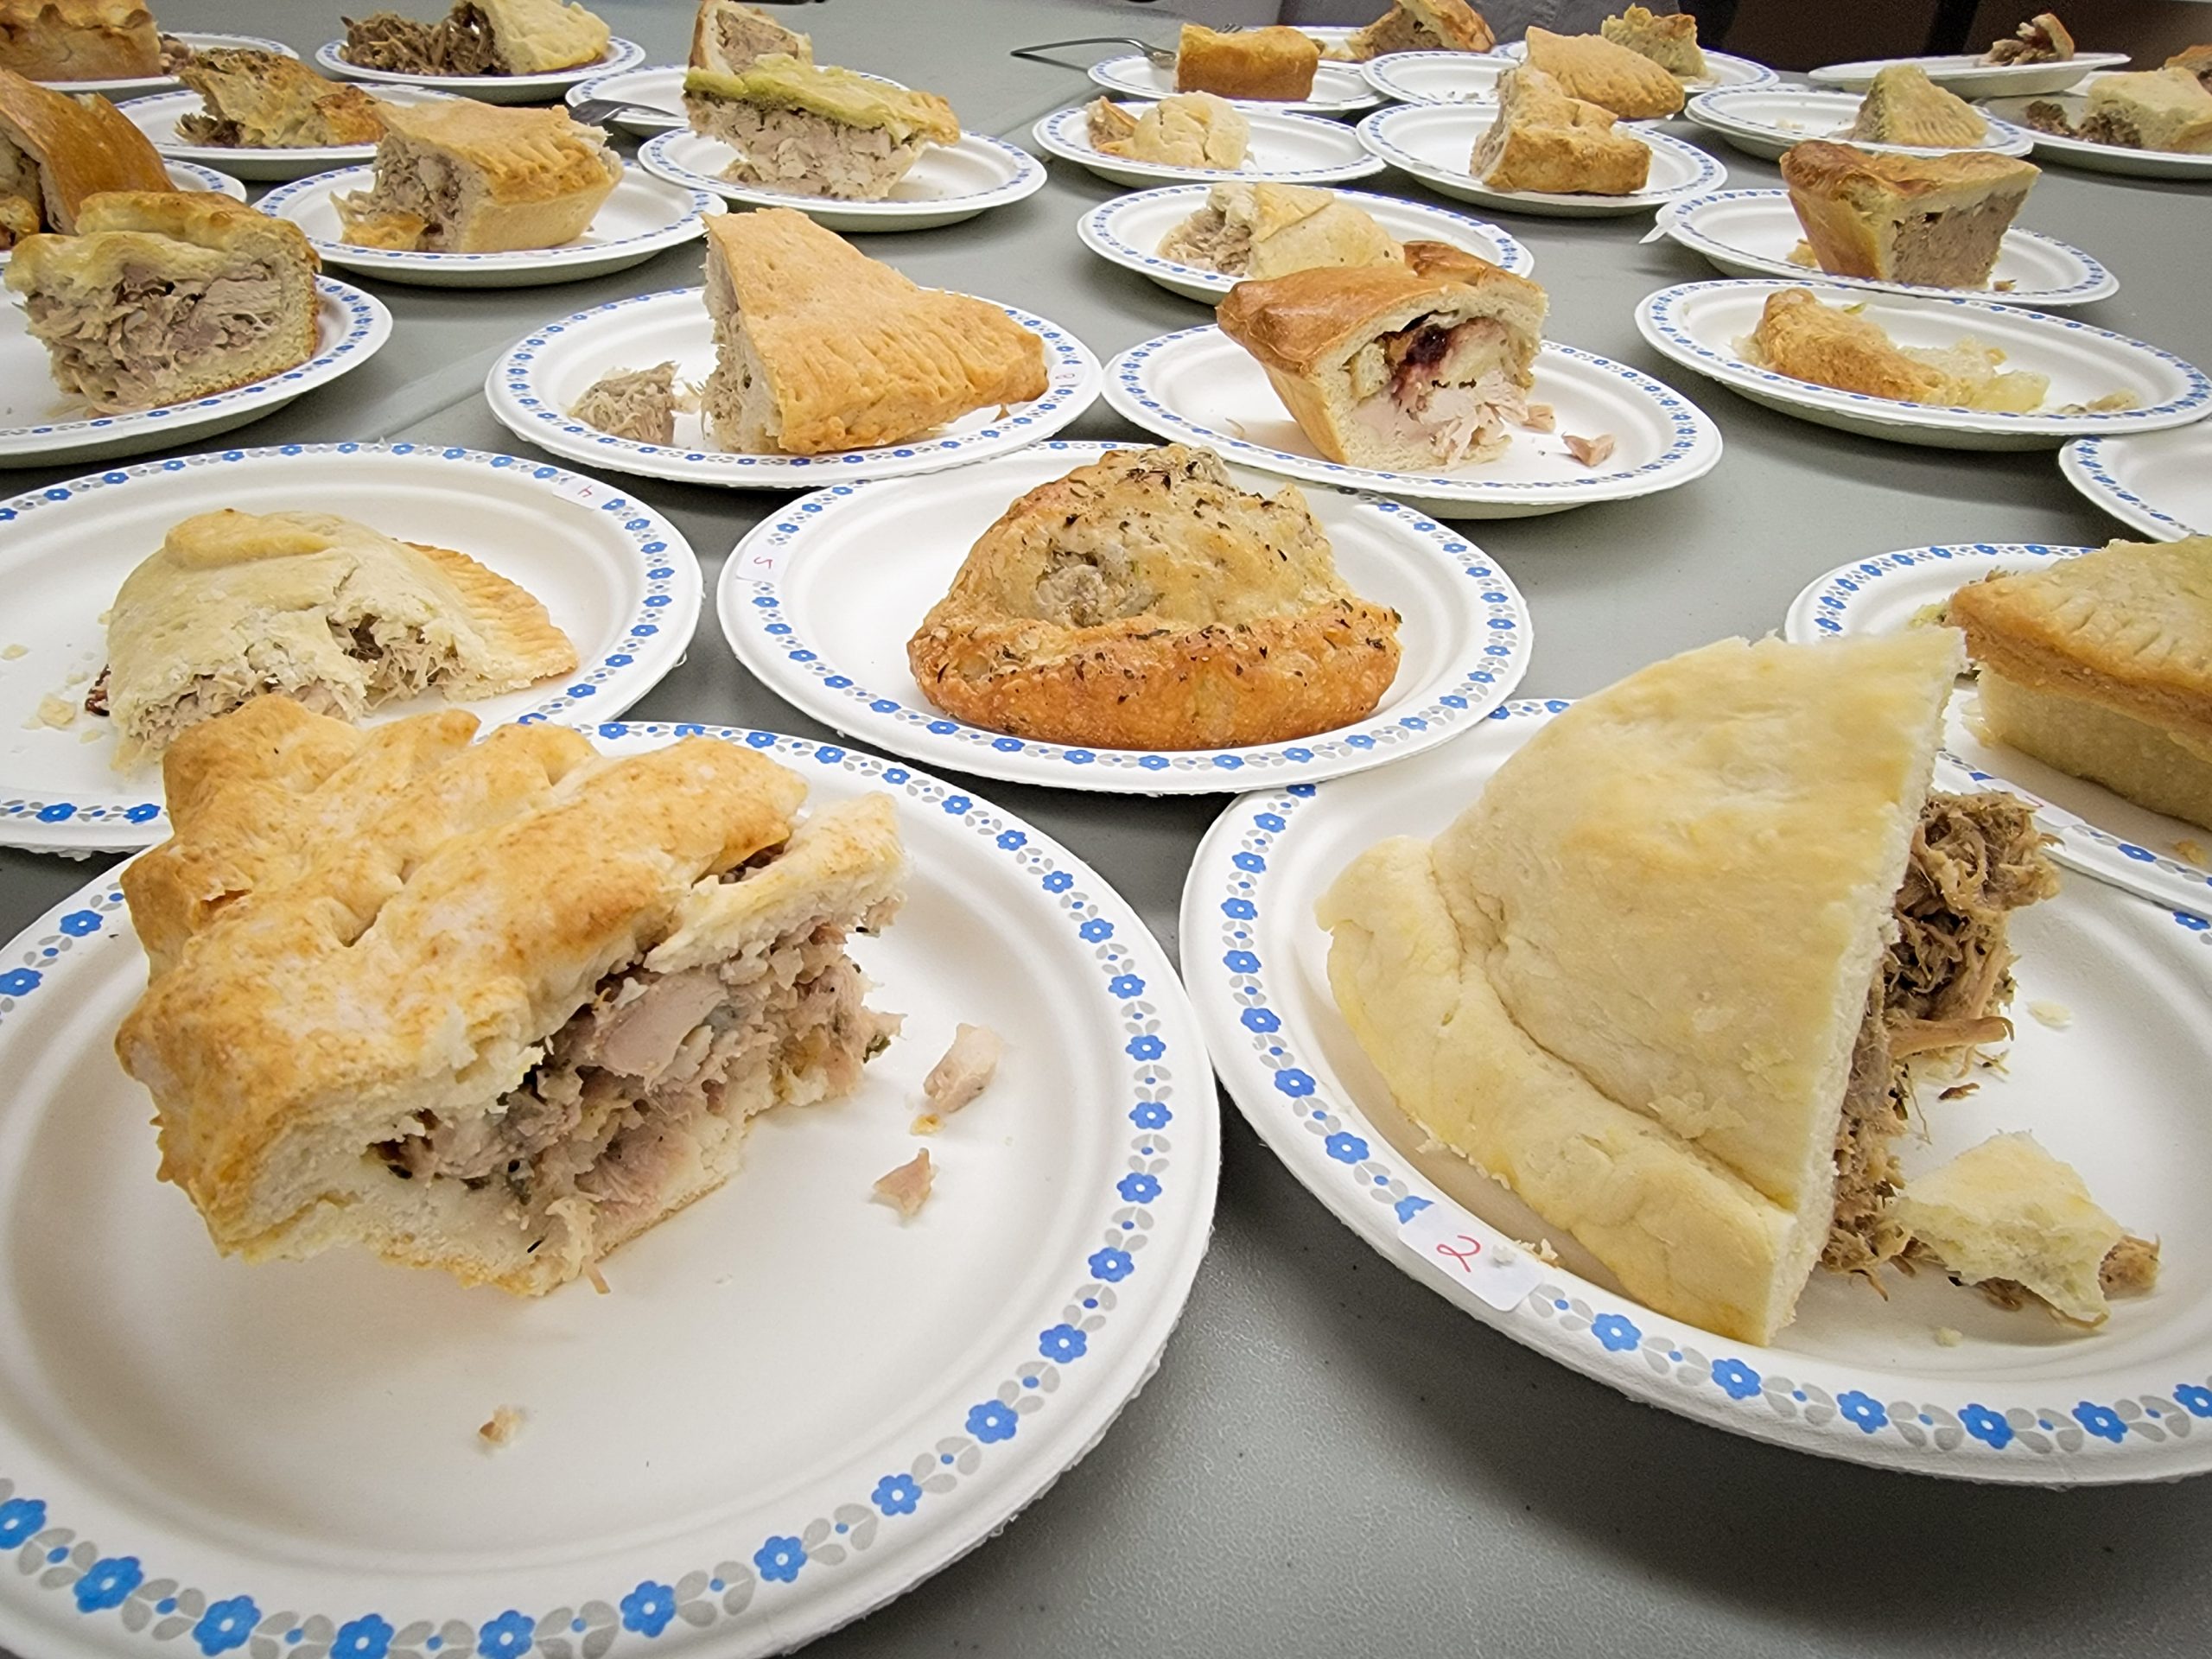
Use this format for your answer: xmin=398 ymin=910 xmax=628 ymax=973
xmin=0 ymin=725 xmax=1216 ymax=1656
xmin=1356 ymin=103 xmax=1725 ymax=217
xmin=716 ymin=440 xmax=1533 ymax=792
xmin=2062 ymin=429 xmax=2212 ymax=540
xmin=1497 ymin=37 xmax=1777 ymax=89
xmin=1783 ymin=542 xmax=2212 ymax=918
xmin=0 ymin=277 xmax=390 ymax=468
xmin=1075 ymin=184 xmax=1533 ymax=304
xmin=1184 ymin=700 xmax=2212 ymax=1484
xmin=1809 ymin=51 xmax=2129 ymax=99
xmin=1636 ymin=280 xmax=2212 ymax=449
xmin=313 ymin=35 xmax=647 ymax=104
xmin=1683 ymin=85 xmax=2034 ymax=159
xmin=1358 ymin=50 xmax=1516 ymax=106
xmin=0 ymin=442 xmax=699 ymax=855
xmin=1088 ymin=52 xmax=1381 ymax=116
xmin=1981 ymin=92 xmax=2212 ymax=181
xmin=1032 ymin=101 xmax=1383 ymax=188
xmin=31 ymin=31 xmax=293 ymax=97
xmin=487 ymin=287 xmax=1101 ymax=490
xmin=637 ymin=129 xmax=1045 ymax=233
xmin=1655 ymin=190 xmax=2114 ymax=307
xmin=1103 ymin=326 xmax=1721 ymax=518
xmin=117 ymin=84 xmax=457 ymax=181
xmin=257 ymin=166 xmax=715 ymax=287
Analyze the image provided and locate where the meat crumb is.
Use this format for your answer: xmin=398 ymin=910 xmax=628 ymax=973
xmin=479 ymin=1406 xmax=524 ymax=1448
xmin=1561 ymin=432 xmax=1616 ymax=468
xmin=2027 ymin=1000 xmax=2071 ymax=1029
xmin=0 ymin=643 xmax=24 ymax=659
xmin=2177 ymin=838 xmax=2208 ymax=866
xmin=1786 ymin=239 xmax=1817 ymax=268
xmin=910 ymin=1112 xmax=942 ymax=1135
xmin=1934 ymin=1325 xmax=1963 ymax=1347
xmin=28 ymin=693 xmax=76 ymax=729
xmin=874 ymin=1148 xmax=933 ymax=1217
xmin=586 ymin=1264 xmax=612 ymax=1295
xmin=1521 ymin=403 xmax=1556 ymax=432
xmin=923 ymin=1023 xmax=1005 ymax=1116
xmin=1937 ymin=1083 xmax=1978 ymax=1101
xmin=1993 ymin=279 xmax=2016 ymax=292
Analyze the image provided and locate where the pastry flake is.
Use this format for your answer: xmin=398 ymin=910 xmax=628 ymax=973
xmin=335 ymin=99 xmax=621 ymax=252
xmin=1744 ymin=286 xmax=2049 ymax=411
xmin=1471 ymin=64 xmax=1651 ymax=195
xmin=1174 ymin=22 xmax=1319 ymax=103
xmin=1086 ymin=91 xmax=1247 ymax=168
xmin=1600 ymin=5 xmax=1705 ymax=81
xmin=1780 ymin=142 xmax=2038 ymax=289
xmin=0 ymin=0 xmax=158 ymax=81
xmin=1344 ymin=0 xmax=1494 ymax=61
xmin=1522 ymin=25 xmax=1684 ymax=118
xmin=0 ymin=63 xmax=170 ymax=232
xmin=177 ymin=48 xmax=388 ymax=149
xmin=1157 ymin=181 xmax=1400 ymax=280
xmin=683 ymin=54 xmax=957 ymax=200
xmin=1840 ymin=64 xmax=1988 ymax=148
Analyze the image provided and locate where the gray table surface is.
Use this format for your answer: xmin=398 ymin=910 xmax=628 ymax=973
xmin=6 ymin=3 xmax=2212 ymax=1656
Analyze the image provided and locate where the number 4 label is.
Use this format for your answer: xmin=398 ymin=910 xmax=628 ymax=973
xmin=1397 ymin=1198 xmax=1544 ymax=1313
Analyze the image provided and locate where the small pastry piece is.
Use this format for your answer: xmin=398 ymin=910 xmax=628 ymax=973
xmin=176 ymin=48 xmax=387 ymax=149
xmin=2077 ymin=68 xmax=2212 ymax=155
xmin=1780 ymin=143 xmax=2038 ymax=289
xmin=701 ymin=207 xmax=1046 ymax=455
xmin=1086 ymin=92 xmax=1247 ymax=168
xmin=906 ymin=445 xmax=1401 ymax=749
xmin=1174 ymin=22 xmax=1319 ymax=103
xmin=1471 ymin=65 xmax=1651 ymax=195
xmin=1892 ymin=1133 xmax=2153 ymax=1325
xmin=1981 ymin=12 xmax=2074 ymax=67
xmin=570 ymin=361 xmax=682 ymax=445
xmin=0 ymin=0 xmax=158 ymax=81
xmin=1744 ymin=287 xmax=2048 ymax=411
xmin=1949 ymin=537 xmax=2212 ymax=831
xmin=1600 ymin=5 xmax=1705 ymax=81
xmin=343 ymin=0 xmax=611 ymax=78
xmin=683 ymin=54 xmax=958 ymax=200
xmin=1158 ymin=181 xmax=1400 ymax=280
xmin=6 ymin=191 xmax=319 ymax=412
xmin=335 ymin=100 xmax=620 ymax=252
xmin=2168 ymin=45 xmax=2212 ymax=92
xmin=1522 ymin=26 xmax=1684 ymax=119
xmin=0 ymin=64 xmax=170 ymax=232
xmin=1219 ymin=245 xmax=1544 ymax=471
xmin=1344 ymin=0 xmax=1494 ymax=61
xmin=1841 ymin=64 xmax=1988 ymax=148
xmin=689 ymin=0 xmax=810 ymax=73
xmin=116 ymin=698 xmax=907 ymax=1294
xmin=101 ymin=507 xmax=577 ymax=765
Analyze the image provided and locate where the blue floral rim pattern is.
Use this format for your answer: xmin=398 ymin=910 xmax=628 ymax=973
xmin=1354 ymin=105 xmax=1728 ymax=207
xmin=720 ymin=440 xmax=1534 ymax=783
xmin=2062 ymin=435 xmax=2205 ymax=541
xmin=0 ymin=723 xmax=1211 ymax=1648
xmin=312 ymin=36 xmax=646 ymax=91
xmin=162 ymin=161 xmax=246 ymax=201
xmin=0 ymin=442 xmax=692 ymax=839
xmin=1033 ymin=105 xmax=1385 ymax=184
xmin=1196 ymin=700 xmax=2212 ymax=1471
xmin=635 ymin=130 xmax=1046 ymax=216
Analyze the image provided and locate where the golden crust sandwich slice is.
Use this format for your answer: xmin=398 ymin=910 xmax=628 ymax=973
xmin=1174 ymin=22 xmax=1319 ymax=103
xmin=1780 ymin=142 xmax=2038 ymax=289
xmin=1158 ymin=181 xmax=1401 ymax=280
xmin=117 ymin=697 xmax=907 ymax=1295
xmin=683 ymin=54 xmax=958 ymax=201
xmin=1343 ymin=0 xmax=1494 ymax=61
xmin=175 ymin=48 xmax=387 ymax=149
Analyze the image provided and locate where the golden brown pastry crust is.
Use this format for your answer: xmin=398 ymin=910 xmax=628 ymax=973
xmin=0 ymin=0 xmax=158 ymax=81
xmin=1780 ymin=141 xmax=2037 ymax=283
xmin=0 ymin=64 xmax=169 ymax=230
xmin=906 ymin=445 xmax=1400 ymax=749
xmin=1600 ymin=5 xmax=1704 ymax=79
xmin=1523 ymin=26 xmax=1684 ymax=118
xmin=177 ymin=48 xmax=388 ymax=149
xmin=1175 ymin=22 xmax=1319 ymax=102
xmin=1471 ymin=64 xmax=1651 ymax=194
xmin=1745 ymin=286 xmax=1942 ymax=402
xmin=1218 ymin=240 xmax=1540 ymax=378
xmin=1346 ymin=0 xmax=1494 ymax=60
xmin=1842 ymin=63 xmax=1988 ymax=147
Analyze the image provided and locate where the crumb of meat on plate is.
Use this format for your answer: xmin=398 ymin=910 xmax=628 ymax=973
xmin=1562 ymin=432 xmax=1615 ymax=467
xmin=479 ymin=1406 xmax=524 ymax=1448
xmin=923 ymin=1022 xmax=1004 ymax=1116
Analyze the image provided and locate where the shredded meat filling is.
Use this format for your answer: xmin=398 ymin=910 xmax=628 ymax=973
xmin=342 ymin=6 xmax=501 ymax=75
xmin=1348 ymin=314 xmax=1527 ymax=465
xmin=22 ymin=259 xmax=285 ymax=411
xmin=684 ymin=98 xmax=929 ymax=200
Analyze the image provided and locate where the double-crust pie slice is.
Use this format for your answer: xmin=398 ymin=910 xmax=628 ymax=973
xmin=1471 ymin=63 xmax=1651 ymax=195
xmin=1522 ymin=25 xmax=1684 ymax=118
xmin=335 ymin=99 xmax=621 ymax=252
xmin=1158 ymin=181 xmax=1401 ymax=279
xmin=1174 ymin=22 xmax=1319 ymax=103
xmin=0 ymin=62 xmax=170 ymax=233
xmin=683 ymin=54 xmax=958 ymax=200
xmin=177 ymin=48 xmax=387 ymax=149
xmin=1781 ymin=141 xmax=2038 ymax=289
xmin=0 ymin=0 xmax=159 ymax=81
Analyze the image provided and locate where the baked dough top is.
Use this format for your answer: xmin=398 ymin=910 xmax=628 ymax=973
xmin=1843 ymin=64 xmax=1988 ymax=148
xmin=476 ymin=0 xmax=612 ymax=75
xmin=1523 ymin=25 xmax=1685 ymax=118
xmin=178 ymin=48 xmax=388 ymax=148
xmin=0 ymin=65 xmax=171 ymax=226
xmin=1779 ymin=140 xmax=2039 ymax=211
xmin=685 ymin=53 xmax=958 ymax=145
xmin=5 ymin=188 xmax=316 ymax=293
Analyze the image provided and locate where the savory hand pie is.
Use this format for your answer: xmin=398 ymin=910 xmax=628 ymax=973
xmin=1522 ymin=26 xmax=1684 ymax=118
xmin=116 ymin=698 xmax=906 ymax=1295
xmin=1159 ymin=181 xmax=1400 ymax=280
xmin=1982 ymin=11 xmax=2074 ymax=66
xmin=342 ymin=0 xmax=611 ymax=78
xmin=1174 ymin=22 xmax=1319 ymax=102
xmin=683 ymin=54 xmax=958 ymax=200
xmin=101 ymin=507 xmax=576 ymax=765
xmin=906 ymin=444 xmax=1400 ymax=749
xmin=1948 ymin=537 xmax=2212 ymax=831
xmin=1471 ymin=64 xmax=1651 ymax=194
xmin=335 ymin=99 xmax=620 ymax=251
xmin=1219 ymin=242 xmax=1545 ymax=470
xmin=0 ymin=63 xmax=169 ymax=231
xmin=1841 ymin=64 xmax=1989 ymax=148
xmin=6 ymin=191 xmax=319 ymax=411
xmin=177 ymin=48 xmax=387 ymax=149
xmin=1743 ymin=286 xmax=2049 ymax=411
xmin=1317 ymin=630 xmax=2070 ymax=1342
xmin=1781 ymin=142 xmax=2038 ymax=289
xmin=1600 ymin=6 xmax=1705 ymax=80
xmin=1344 ymin=0 xmax=1494 ymax=61
xmin=689 ymin=0 xmax=809 ymax=73
xmin=700 ymin=207 xmax=1047 ymax=455
xmin=1086 ymin=92 xmax=1248 ymax=168
xmin=0 ymin=0 xmax=158 ymax=81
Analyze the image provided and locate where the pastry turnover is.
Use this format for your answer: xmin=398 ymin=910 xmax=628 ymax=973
xmin=1087 ymin=92 xmax=1248 ymax=168
xmin=1219 ymin=242 xmax=1546 ymax=470
xmin=701 ymin=207 xmax=1047 ymax=455
xmin=6 ymin=191 xmax=320 ymax=411
xmin=1744 ymin=287 xmax=2049 ymax=411
xmin=683 ymin=54 xmax=958 ymax=200
xmin=1159 ymin=181 xmax=1400 ymax=280
xmin=101 ymin=507 xmax=577 ymax=765
xmin=177 ymin=48 xmax=387 ymax=149
xmin=906 ymin=444 xmax=1401 ymax=749
xmin=116 ymin=698 xmax=907 ymax=1295
xmin=1949 ymin=537 xmax=2212 ymax=831
xmin=1522 ymin=26 xmax=1683 ymax=118
xmin=342 ymin=0 xmax=611 ymax=78
xmin=1471 ymin=65 xmax=1651 ymax=194
xmin=1982 ymin=11 xmax=2074 ymax=66
xmin=0 ymin=0 xmax=158 ymax=81
xmin=1316 ymin=631 xmax=2079 ymax=1343
xmin=0 ymin=64 xmax=168 ymax=232
xmin=689 ymin=0 xmax=810 ymax=73
xmin=1781 ymin=142 xmax=2038 ymax=289
xmin=1600 ymin=5 xmax=1705 ymax=80
xmin=335 ymin=99 xmax=620 ymax=252
xmin=1841 ymin=64 xmax=1988 ymax=149
xmin=1344 ymin=0 xmax=1494 ymax=61
xmin=1175 ymin=23 xmax=1319 ymax=102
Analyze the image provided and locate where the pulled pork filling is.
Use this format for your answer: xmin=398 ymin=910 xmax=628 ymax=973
xmin=23 ymin=259 xmax=285 ymax=412
xmin=1348 ymin=314 xmax=1528 ymax=465
xmin=1983 ymin=17 xmax=2071 ymax=66
xmin=342 ymin=143 xmax=467 ymax=250
xmin=571 ymin=361 xmax=683 ymax=445
xmin=2023 ymin=100 xmax=2142 ymax=149
xmin=1157 ymin=205 xmax=1253 ymax=276
xmin=1887 ymin=196 xmax=2029 ymax=288
xmin=684 ymin=98 xmax=929 ymax=200
xmin=341 ymin=6 xmax=502 ymax=75
xmin=1823 ymin=790 xmax=2059 ymax=1274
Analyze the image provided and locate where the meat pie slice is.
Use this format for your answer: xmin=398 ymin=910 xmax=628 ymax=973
xmin=0 ymin=64 xmax=171 ymax=232
xmin=1780 ymin=142 xmax=2039 ymax=291
xmin=334 ymin=99 xmax=621 ymax=253
xmin=117 ymin=697 xmax=907 ymax=1295
xmin=682 ymin=54 xmax=958 ymax=202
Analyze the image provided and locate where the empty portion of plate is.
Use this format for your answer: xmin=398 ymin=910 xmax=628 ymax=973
xmin=1359 ymin=51 xmax=1516 ymax=106
xmin=2063 ymin=429 xmax=2212 ymax=541
xmin=1808 ymin=51 xmax=2128 ymax=99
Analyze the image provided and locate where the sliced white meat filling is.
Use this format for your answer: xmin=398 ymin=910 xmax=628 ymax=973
xmin=1347 ymin=315 xmax=1528 ymax=466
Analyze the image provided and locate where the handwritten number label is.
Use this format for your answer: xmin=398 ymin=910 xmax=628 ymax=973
xmin=1398 ymin=1200 xmax=1544 ymax=1312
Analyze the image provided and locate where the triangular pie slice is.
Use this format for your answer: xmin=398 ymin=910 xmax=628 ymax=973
xmin=689 ymin=0 xmax=811 ymax=73
xmin=1157 ymin=181 xmax=1400 ymax=279
xmin=1600 ymin=5 xmax=1706 ymax=80
xmin=1522 ymin=25 xmax=1684 ymax=118
xmin=1841 ymin=64 xmax=1988 ymax=148
xmin=1781 ymin=142 xmax=2038 ymax=288
xmin=1345 ymin=0 xmax=1494 ymax=60
xmin=1471 ymin=64 xmax=1651 ymax=195
xmin=176 ymin=47 xmax=388 ymax=149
